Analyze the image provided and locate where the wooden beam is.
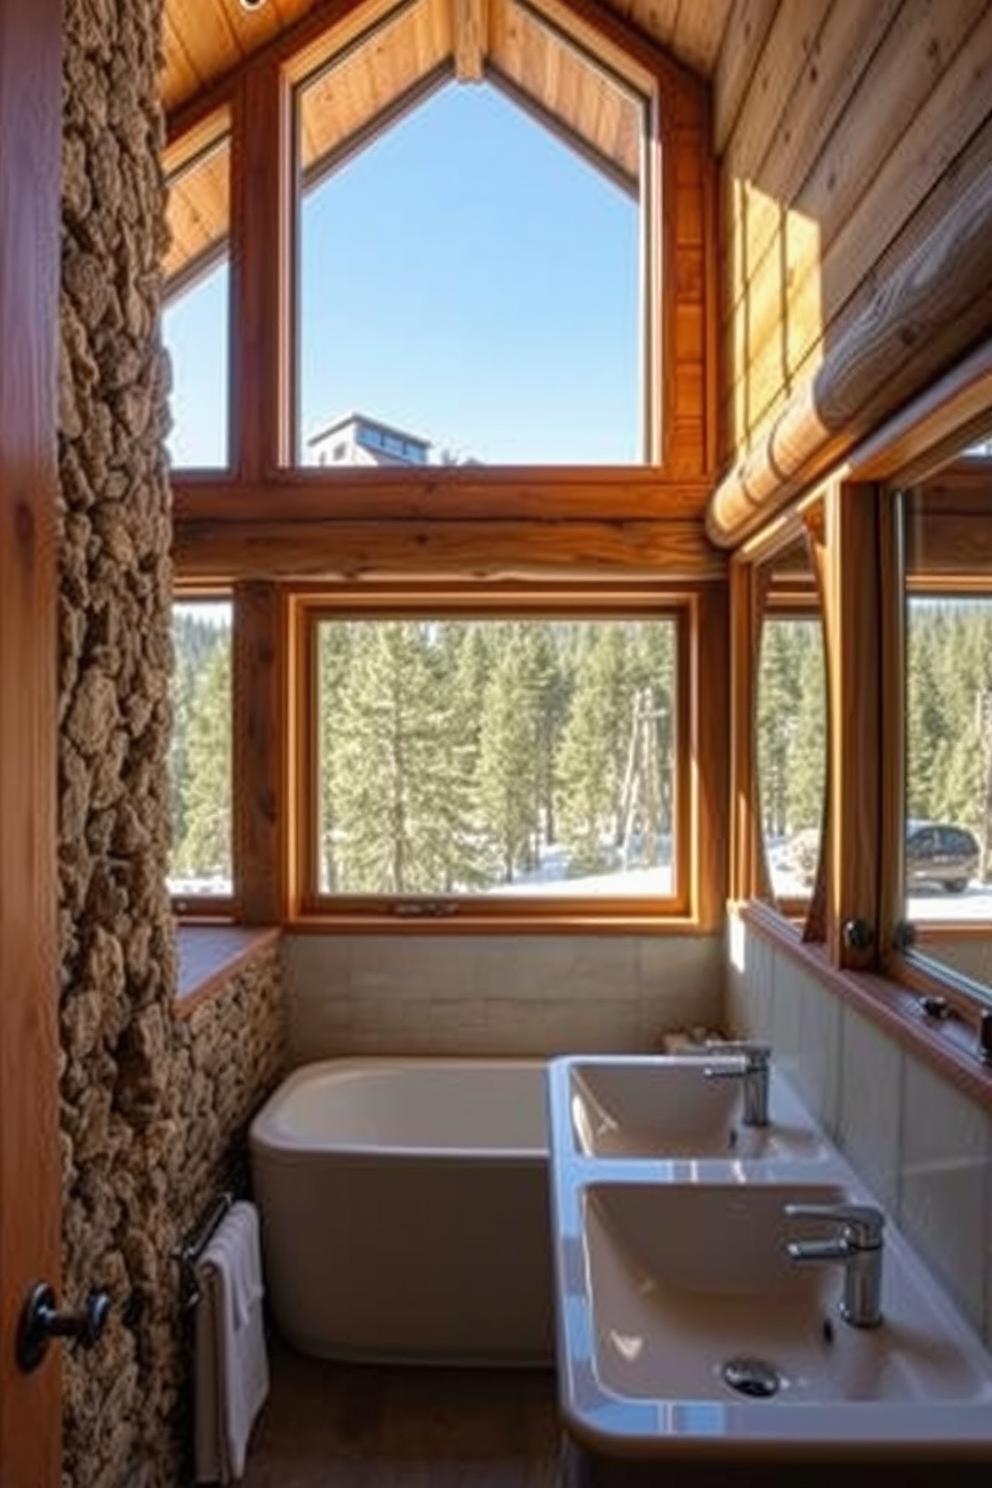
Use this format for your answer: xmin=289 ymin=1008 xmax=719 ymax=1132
xmin=230 ymin=59 xmax=291 ymax=477
xmin=707 ymin=157 xmax=992 ymax=550
xmin=171 ymin=469 xmax=715 ymax=521
xmin=173 ymin=517 xmax=726 ymax=581
xmin=821 ymin=482 xmax=882 ymax=970
xmin=233 ymin=583 xmax=286 ymax=923
xmin=693 ymin=585 xmax=729 ymax=929
xmin=453 ymin=0 xmax=487 ymax=81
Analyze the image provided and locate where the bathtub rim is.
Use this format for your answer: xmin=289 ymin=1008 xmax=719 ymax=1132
xmin=249 ymin=1053 xmax=552 ymax=1161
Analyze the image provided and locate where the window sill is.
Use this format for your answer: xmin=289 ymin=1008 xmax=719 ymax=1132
xmin=739 ymin=900 xmax=992 ymax=1111
xmin=175 ymin=924 xmax=281 ymax=1016
xmin=285 ymin=911 xmax=713 ymax=936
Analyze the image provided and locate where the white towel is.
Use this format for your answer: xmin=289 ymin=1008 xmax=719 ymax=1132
xmin=194 ymin=1201 xmax=270 ymax=1484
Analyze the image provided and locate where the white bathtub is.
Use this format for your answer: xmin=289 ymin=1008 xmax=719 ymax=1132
xmin=248 ymin=1057 xmax=555 ymax=1365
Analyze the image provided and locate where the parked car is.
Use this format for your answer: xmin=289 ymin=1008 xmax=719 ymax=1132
xmin=905 ymin=821 xmax=980 ymax=893
xmin=781 ymin=820 xmax=981 ymax=894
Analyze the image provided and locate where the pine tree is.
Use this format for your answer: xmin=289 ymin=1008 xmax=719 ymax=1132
xmin=329 ymin=622 xmax=454 ymax=893
xmin=556 ymin=625 xmax=633 ymax=875
xmin=785 ymin=626 xmax=826 ymax=833
xmin=175 ymin=637 xmax=232 ymax=881
xmin=475 ymin=630 xmax=543 ymax=883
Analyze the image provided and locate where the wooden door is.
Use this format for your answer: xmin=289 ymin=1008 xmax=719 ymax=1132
xmin=0 ymin=1 xmax=63 ymax=1484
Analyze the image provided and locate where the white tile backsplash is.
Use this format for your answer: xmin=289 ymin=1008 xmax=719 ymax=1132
xmin=282 ymin=932 xmax=722 ymax=1063
xmin=837 ymin=1005 xmax=902 ymax=1214
xmin=732 ymin=917 xmax=992 ymax=1341
xmin=796 ymin=971 xmax=841 ymax=1136
xmin=899 ymin=1053 xmax=992 ymax=1328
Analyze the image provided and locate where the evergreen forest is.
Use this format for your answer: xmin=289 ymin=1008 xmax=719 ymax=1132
xmin=314 ymin=617 xmax=676 ymax=895
xmin=168 ymin=598 xmax=992 ymax=895
xmin=757 ymin=601 xmax=992 ymax=882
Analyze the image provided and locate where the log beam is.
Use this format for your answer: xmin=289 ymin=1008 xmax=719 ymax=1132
xmin=707 ymin=159 xmax=992 ymax=550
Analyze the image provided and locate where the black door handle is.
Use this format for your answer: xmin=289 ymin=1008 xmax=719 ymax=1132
xmin=16 ymin=1282 xmax=111 ymax=1373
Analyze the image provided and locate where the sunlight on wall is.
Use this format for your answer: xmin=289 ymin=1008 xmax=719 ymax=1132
xmin=726 ymin=176 xmax=823 ymax=455
xmin=728 ymin=910 xmax=748 ymax=975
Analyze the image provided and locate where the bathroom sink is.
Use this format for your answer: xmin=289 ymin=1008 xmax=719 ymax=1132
xmin=582 ymin=1179 xmax=989 ymax=1403
xmin=563 ymin=1055 xmax=830 ymax=1161
xmin=554 ymin=1175 xmax=992 ymax=1458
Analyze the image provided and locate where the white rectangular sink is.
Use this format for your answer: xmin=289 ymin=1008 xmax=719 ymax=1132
xmin=553 ymin=1173 xmax=992 ymax=1459
xmin=562 ymin=1055 xmax=831 ymax=1161
xmin=583 ymin=1180 xmax=990 ymax=1404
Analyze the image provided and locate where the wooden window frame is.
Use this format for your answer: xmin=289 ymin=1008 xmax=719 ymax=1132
xmin=164 ymin=0 xmax=723 ymax=937
xmin=879 ymin=486 xmax=992 ymax=1014
xmin=165 ymin=0 xmax=717 ymax=495
xmin=729 ymin=345 xmax=992 ymax=1098
xmin=289 ymin=0 xmax=661 ymax=469
xmin=284 ymin=579 xmax=723 ymax=932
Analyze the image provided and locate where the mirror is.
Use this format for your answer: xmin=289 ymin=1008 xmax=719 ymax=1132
xmin=900 ymin=436 xmax=992 ymax=998
xmin=755 ymin=530 xmax=827 ymax=911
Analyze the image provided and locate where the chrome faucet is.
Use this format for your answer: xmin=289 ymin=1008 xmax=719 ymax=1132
xmin=784 ymin=1202 xmax=885 ymax=1328
xmin=703 ymin=1041 xmax=770 ymax=1127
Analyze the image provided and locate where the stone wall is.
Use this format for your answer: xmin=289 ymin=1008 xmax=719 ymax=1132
xmin=172 ymin=947 xmax=287 ymax=1236
xmin=60 ymin=0 xmax=177 ymax=1482
xmin=170 ymin=947 xmax=287 ymax=1476
xmin=58 ymin=2 xmax=287 ymax=1485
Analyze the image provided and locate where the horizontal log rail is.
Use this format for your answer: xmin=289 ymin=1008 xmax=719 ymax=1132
xmin=707 ymin=157 xmax=992 ymax=550
xmin=173 ymin=514 xmax=726 ymax=581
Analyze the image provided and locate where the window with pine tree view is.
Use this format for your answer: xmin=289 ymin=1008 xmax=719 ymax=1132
xmin=311 ymin=615 xmax=676 ymax=900
xmin=170 ymin=600 xmax=233 ymax=898
xmin=905 ymin=595 xmax=992 ymax=921
xmin=756 ymin=616 xmax=826 ymax=899
xmin=296 ymin=74 xmax=642 ymax=466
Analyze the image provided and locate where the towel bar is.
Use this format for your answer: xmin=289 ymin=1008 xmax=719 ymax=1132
xmin=174 ymin=1191 xmax=235 ymax=1311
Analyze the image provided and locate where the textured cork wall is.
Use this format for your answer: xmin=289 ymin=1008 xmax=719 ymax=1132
xmin=59 ymin=2 xmax=286 ymax=1484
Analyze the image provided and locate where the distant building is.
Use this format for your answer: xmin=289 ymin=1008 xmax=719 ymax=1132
xmin=307 ymin=411 xmax=433 ymax=468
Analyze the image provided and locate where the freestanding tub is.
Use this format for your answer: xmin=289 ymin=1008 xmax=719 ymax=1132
xmin=248 ymin=1057 xmax=555 ymax=1365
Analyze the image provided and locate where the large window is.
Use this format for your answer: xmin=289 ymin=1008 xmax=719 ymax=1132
xmin=162 ymin=120 xmax=231 ymax=469
xmin=293 ymin=0 xmax=649 ymax=467
xmin=757 ymin=610 xmax=826 ymax=903
xmin=295 ymin=591 xmax=685 ymax=916
xmin=899 ymin=455 xmax=992 ymax=999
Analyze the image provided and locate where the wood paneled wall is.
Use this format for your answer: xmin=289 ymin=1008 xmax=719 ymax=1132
xmin=715 ymin=0 xmax=992 ymax=479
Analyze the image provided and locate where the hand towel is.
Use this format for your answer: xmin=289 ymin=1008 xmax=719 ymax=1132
xmin=194 ymin=1200 xmax=269 ymax=1484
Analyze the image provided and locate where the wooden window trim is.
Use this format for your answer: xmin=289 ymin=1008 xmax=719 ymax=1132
xmin=728 ymin=506 xmax=826 ymax=912
xmin=286 ymin=580 xmax=720 ymax=931
xmin=164 ymin=0 xmax=717 ymax=488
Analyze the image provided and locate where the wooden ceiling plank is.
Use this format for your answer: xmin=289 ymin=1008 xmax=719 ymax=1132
xmin=161 ymin=9 xmax=205 ymax=115
xmin=712 ymin=0 xmax=778 ymax=154
xmin=624 ymin=0 xmax=680 ymax=50
xmin=300 ymin=64 xmax=453 ymax=192
xmin=168 ymin=0 xmax=247 ymax=106
xmin=671 ymin=0 xmax=734 ymax=77
xmin=488 ymin=63 xmax=638 ymax=194
xmin=453 ymin=0 xmax=488 ymax=80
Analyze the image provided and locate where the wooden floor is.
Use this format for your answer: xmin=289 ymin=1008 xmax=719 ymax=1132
xmin=238 ymin=1336 xmax=563 ymax=1487
xmin=229 ymin=1336 xmax=992 ymax=1488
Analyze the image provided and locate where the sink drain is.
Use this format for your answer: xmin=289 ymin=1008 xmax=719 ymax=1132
xmin=721 ymin=1356 xmax=781 ymax=1398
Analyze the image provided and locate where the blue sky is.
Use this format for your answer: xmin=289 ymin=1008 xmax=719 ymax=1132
xmin=164 ymin=79 xmax=639 ymax=468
